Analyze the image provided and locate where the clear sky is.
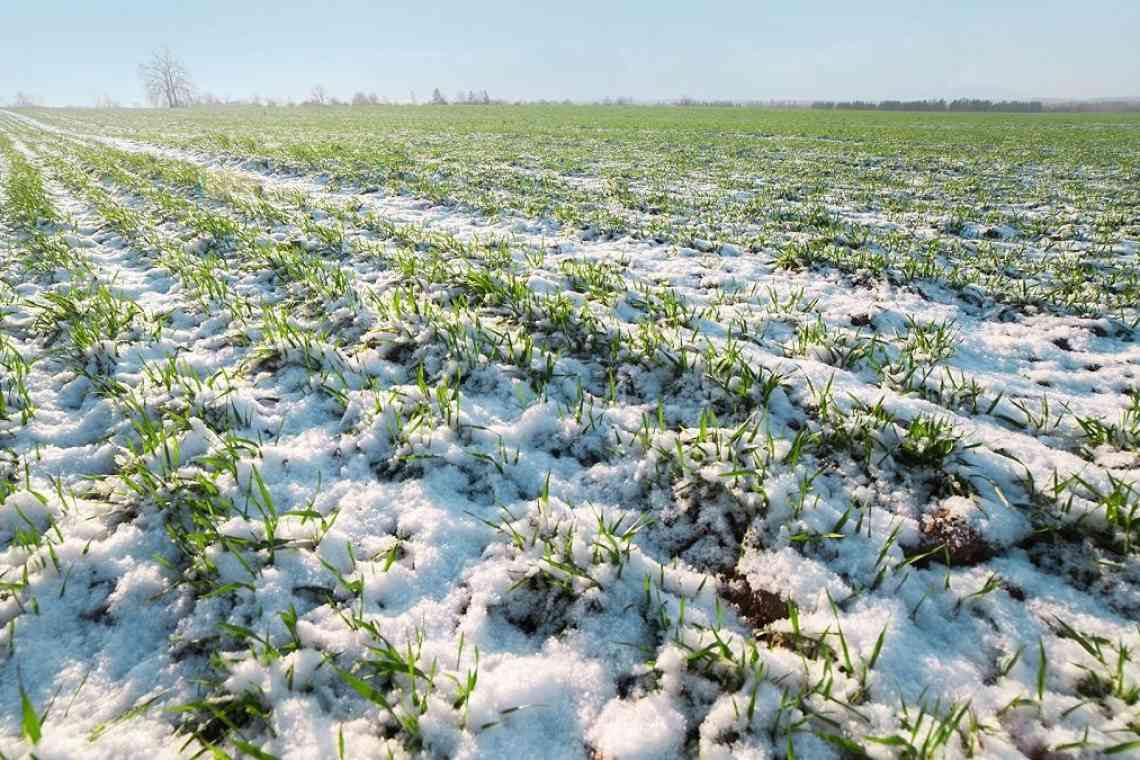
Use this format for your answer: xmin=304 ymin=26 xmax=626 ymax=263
xmin=2 ymin=0 xmax=1137 ymax=106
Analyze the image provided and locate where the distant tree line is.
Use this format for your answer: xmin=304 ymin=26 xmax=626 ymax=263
xmin=671 ymin=97 xmax=807 ymax=108
xmin=808 ymin=98 xmax=1140 ymax=113
xmin=811 ymin=99 xmax=1045 ymax=112
xmin=426 ymin=88 xmax=497 ymax=105
xmin=1043 ymin=100 xmax=1140 ymax=113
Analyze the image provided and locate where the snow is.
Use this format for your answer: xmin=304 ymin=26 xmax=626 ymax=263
xmin=589 ymin=693 xmax=685 ymax=760
xmin=0 ymin=106 xmax=1138 ymax=758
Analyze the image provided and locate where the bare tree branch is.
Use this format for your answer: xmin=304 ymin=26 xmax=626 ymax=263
xmin=308 ymin=84 xmax=329 ymax=106
xmin=139 ymin=47 xmax=193 ymax=108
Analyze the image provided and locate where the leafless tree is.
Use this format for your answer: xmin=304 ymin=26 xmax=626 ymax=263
xmin=95 ymin=93 xmax=121 ymax=109
xmin=352 ymin=91 xmax=381 ymax=106
xmin=139 ymin=47 xmax=193 ymax=108
xmin=308 ymin=84 xmax=329 ymax=106
xmin=13 ymin=91 xmax=40 ymax=108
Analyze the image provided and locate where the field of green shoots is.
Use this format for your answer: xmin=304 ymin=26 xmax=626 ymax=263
xmin=1 ymin=105 xmax=1138 ymax=759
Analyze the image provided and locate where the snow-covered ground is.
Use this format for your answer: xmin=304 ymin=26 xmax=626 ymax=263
xmin=1 ymin=108 xmax=1138 ymax=759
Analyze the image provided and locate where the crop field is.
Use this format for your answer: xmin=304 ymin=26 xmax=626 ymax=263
xmin=1 ymin=104 xmax=1139 ymax=759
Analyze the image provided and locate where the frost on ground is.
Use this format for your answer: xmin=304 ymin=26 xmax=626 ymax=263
xmin=0 ymin=106 xmax=1139 ymax=759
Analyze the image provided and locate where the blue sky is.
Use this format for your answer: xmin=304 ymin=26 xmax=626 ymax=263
xmin=2 ymin=0 xmax=1137 ymax=106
